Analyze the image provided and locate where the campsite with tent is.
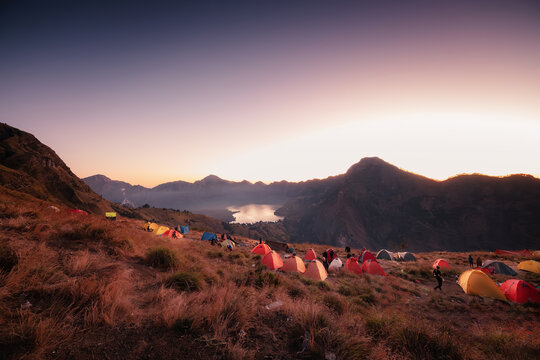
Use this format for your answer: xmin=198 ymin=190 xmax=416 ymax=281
xmin=2 ymin=0 xmax=540 ymax=356
xmin=1 ymin=185 xmax=539 ymax=359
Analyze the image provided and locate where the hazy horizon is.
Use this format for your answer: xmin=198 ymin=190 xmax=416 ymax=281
xmin=2 ymin=0 xmax=539 ymax=187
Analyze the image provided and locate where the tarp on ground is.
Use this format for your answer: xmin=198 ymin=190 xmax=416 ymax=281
xmin=376 ymin=249 xmax=393 ymax=260
xmin=433 ymin=259 xmax=450 ymax=270
xmin=328 ymin=258 xmax=343 ymax=271
xmin=282 ymin=256 xmax=306 ymax=274
xmin=362 ymin=259 xmax=386 ymax=276
xmin=265 ymin=240 xmax=290 ymax=252
xmin=500 ymin=279 xmax=540 ymax=304
xmin=262 ymin=251 xmax=283 ymax=270
xmin=517 ymin=260 xmax=540 ymax=274
xmin=458 ymin=270 xmax=507 ymax=301
xmin=201 ymin=232 xmax=218 ymax=241
xmin=345 ymin=257 xmax=362 ymax=274
xmin=180 ymin=226 xmax=189 ymax=234
xmin=305 ymin=248 xmax=317 ymax=261
xmin=304 ymin=260 xmax=328 ymax=281
xmin=495 ymin=249 xmax=532 ymax=257
xmin=251 ymin=244 xmax=271 ymax=255
xmin=483 ymin=260 xmax=517 ymax=276
xmin=396 ymin=252 xmax=416 ymax=262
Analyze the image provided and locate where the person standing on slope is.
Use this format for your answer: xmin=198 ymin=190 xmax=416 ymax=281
xmin=433 ymin=266 xmax=443 ymax=291
xmin=468 ymin=255 xmax=474 ymax=268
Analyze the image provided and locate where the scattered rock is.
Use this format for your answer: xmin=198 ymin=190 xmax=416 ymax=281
xmin=265 ymin=300 xmax=283 ymax=310
xmin=325 ymin=352 xmax=336 ymax=360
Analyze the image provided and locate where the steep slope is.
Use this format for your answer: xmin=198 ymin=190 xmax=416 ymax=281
xmin=0 ymin=123 xmax=111 ymax=213
xmin=277 ymin=157 xmax=540 ymax=251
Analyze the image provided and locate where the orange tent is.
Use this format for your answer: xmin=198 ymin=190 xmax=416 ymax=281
xmin=305 ymin=248 xmax=317 ymax=261
xmin=433 ymin=259 xmax=450 ymax=270
xmin=281 ymin=256 xmax=306 ymax=274
xmin=345 ymin=257 xmax=362 ymax=274
xmin=362 ymin=259 xmax=386 ymax=276
xmin=262 ymin=251 xmax=283 ymax=270
xmin=304 ymin=260 xmax=328 ymax=281
xmin=251 ymin=244 xmax=271 ymax=255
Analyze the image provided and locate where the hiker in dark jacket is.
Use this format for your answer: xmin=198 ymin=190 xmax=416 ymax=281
xmin=322 ymin=250 xmax=329 ymax=270
xmin=468 ymin=255 xmax=474 ymax=268
xmin=476 ymin=256 xmax=482 ymax=267
xmin=433 ymin=266 xmax=443 ymax=291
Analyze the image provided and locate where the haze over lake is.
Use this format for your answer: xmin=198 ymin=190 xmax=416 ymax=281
xmin=228 ymin=204 xmax=283 ymax=224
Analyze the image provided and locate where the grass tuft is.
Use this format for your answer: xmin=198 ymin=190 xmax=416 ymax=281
xmin=0 ymin=245 xmax=18 ymax=273
xmin=145 ymin=247 xmax=178 ymax=270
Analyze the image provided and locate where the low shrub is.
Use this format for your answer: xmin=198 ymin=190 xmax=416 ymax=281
xmin=322 ymin=294 xmax=345 ymax=315
xmin=0 ymin=245 xmax=18 ymax=273
xmin=395 ymin=326 xmax=462 ymax=360
xmin=166 ymin=272 xmax=202 ymax=292
xmin=364 ymin=314 xmax=395 ymax=338
xmin=145 ymin=247 xmax=178 ymax=270
xmin=479 ymin=330 xmax=540 ymax=360
xmin=287 ymin=285 xmax=305 ymax=299
xmin=254 ymin=271 xmax=280 ymax=288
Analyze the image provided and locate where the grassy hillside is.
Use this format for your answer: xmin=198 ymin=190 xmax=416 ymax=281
xmin=1 ymin=193 xmax=539 ymax=359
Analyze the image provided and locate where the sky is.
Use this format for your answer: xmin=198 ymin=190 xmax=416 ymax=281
xmin=1 ymin=0 xmax=539 ymax=187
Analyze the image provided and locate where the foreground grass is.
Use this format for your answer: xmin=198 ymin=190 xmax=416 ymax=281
xmin=0 ymin=198 xmax=539 ymax=359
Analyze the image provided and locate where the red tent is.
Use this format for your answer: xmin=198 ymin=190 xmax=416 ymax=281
xmin=500 ymin=279 xmax=540 ymax=304
xmin=362 ymin=259 xmax=386 ymax=276
xmin=433 ymin=259 xmax=450 ymax=270
xmin=345 ymin=257 xmax=362 ymax=274
xmin=495 ymin=249 xmax=532 ymax=257
xmin=68 ymin=209 xmax=88 ymax=215
xmin=305 ymin=248 xmax=317 ymax=261
xmin=262 ymin=251 xmax=283 ymax=270
xmin=161 ymin=229 xmax=182 ymax=238
xmin=251 ymin=244 xmax=271 ymax=255
xmin=324 ymin=248 xmax=338 ymax=263
xmin=473 ymin=267 xmax=491 ymax=275
xmin=359 ymin=250 xmax=377 ymax=263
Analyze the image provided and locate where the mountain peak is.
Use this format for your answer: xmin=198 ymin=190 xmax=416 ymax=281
xmin=346 ymin=157 xmax=395 ymax=175
xmin=197 ymin=174 xmax=227 ymax=184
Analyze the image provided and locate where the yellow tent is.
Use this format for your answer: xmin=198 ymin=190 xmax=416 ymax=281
xmin=304 ymin=260 xmax=328 ymax=281
xmin=142 ymin=222 xmax=151 ymax=230
xmin=458 ymin=270 xmax=507 ymax=301
xmin=155 ymin=226 xmax=169 ymax=235
xmin=148 ymin=223 xmax=160 ymax=232
xmin=517 ymin=260 xmax=540 ymax=274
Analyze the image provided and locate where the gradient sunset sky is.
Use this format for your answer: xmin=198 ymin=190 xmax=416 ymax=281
xmin=1 ymin=0 xmax=539 ymax=187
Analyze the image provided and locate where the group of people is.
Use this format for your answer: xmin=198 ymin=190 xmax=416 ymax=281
xmin=467 ymin=254 xmax=483 ymax=268
xmin=210 ymin=233 xmax=236 ymax=251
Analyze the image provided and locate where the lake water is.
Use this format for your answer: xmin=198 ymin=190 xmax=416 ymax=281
xmin=228 ymin=204 xmax=284 ymax=224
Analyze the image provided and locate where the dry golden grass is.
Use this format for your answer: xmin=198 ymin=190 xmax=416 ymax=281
xmin=0 ymin=197 xmax=539 ymax=359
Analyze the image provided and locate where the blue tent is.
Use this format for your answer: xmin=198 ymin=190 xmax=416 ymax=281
xmin=201 ymin=232 xmax=217 ymax=241
xmin=180 ymin=226 xmax=190 ymax=234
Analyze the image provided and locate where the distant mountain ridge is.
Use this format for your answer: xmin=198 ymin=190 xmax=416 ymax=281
xmin=85 ymin=157 xmax=540 ymax=251
xmin=276 ymin=157 xmax=540 ymax=251
xmin=83 ymin=174 xmax=302 ymax=220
